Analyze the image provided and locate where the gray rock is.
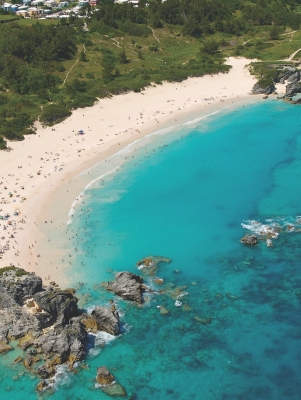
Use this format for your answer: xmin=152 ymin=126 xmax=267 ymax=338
xmin=91 ymin=306 xmax=120 ymax=336
xmin=241 ymin=235 xmax=258 ymax=246
xmin=96 ymin=366 xmax=115 ymax=385
xmin=251 ymin=82 xmax=275 ymax=95
xmin=106 ymin=272 xmax=145 ymax=303
xmin=33 ymin=290 xmax=79 ymax=329
xmin=38 ymin=320 xmax=86 ymax=362
xmin=0 ymin=302 xmax=40 ymax=339
xmin=0 ymin=270 xmax=42 ymax=304
xmin=277 ymin=66 xmax=297 ymax=82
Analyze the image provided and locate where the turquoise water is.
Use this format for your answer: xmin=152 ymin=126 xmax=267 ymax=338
xmin=2 ymin=99 xmax=301 ymax=399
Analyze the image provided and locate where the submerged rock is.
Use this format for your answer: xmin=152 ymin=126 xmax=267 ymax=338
xmin=194 ymin=316 xmax=212 ymax=324
xmin=102 ymin=383 xmax=127 ymax=397
xmin=106 ymin=272 xmax=145 ymax=303
xmin=159 ymin=306 xmax=169 ymax=315
xmin=241 ymin=235 xmax=258 ymax=246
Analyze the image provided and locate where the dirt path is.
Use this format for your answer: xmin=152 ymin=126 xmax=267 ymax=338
xmin=62 ymin=45 xmax=86 ymax=86
xmin=285 ymin=47 xmax=301 ymax=61
xmin=151 ymin=28 xmax=161 ymax=44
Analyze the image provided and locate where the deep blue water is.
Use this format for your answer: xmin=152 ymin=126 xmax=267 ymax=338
xmin=2 ymin=99 xmax=301 ymax=399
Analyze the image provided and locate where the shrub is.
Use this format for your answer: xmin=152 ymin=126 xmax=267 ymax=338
xmin=0 ymin=266 xmax=29 ymax=276
xmin=148 ymin=44 xmax=159 ymax=52
xmin=40 ymin=104 xmax=71 ymax=125
xmin=200 ymin=39 xmax=219 ymax=54
xmin=86 ymin=72 xmax=95 ymax=79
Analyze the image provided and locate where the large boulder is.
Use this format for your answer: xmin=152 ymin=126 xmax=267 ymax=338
xmin=33 ymin=290 xmax=79 ymax=328
xmin=96 ymin=366 xmax=115 ymax=385
xmin=96 ymin=367 xmax=127 ymax=397
xmin=241 ymin=235 xmax=258 ymax=246
xmin=91 ymin=306 xmax=120 ymax=336
xmin=106 ymin=272 xmax=145 ymax=304
xmin=251 ymin=82 xmax=275 ymax=95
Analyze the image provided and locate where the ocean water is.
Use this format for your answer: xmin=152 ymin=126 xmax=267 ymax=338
xmin=2 ymin=99 xmax=301 ymax=399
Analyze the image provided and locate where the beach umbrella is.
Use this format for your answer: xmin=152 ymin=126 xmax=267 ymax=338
xmin=78 ymin=129 xmax=85 ymax=134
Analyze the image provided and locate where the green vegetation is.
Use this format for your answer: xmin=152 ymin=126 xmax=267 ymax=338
xmin=0 ymin=0 xmax=301 ymax=147
xmin=0 ymin=266 xmax=29 ymax=276
xmin=248 ymin=60 xmax=295 ymax=88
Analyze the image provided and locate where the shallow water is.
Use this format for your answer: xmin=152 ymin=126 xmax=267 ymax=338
xmin=2 ymin=99 xmax=301 ymax=399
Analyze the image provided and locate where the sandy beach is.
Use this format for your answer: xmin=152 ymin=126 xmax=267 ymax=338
xmin=0 ymin=57 xmax=259 ymax=285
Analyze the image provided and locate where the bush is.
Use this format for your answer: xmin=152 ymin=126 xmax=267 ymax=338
xmin=40 ymin=104 xmax=71 ymax=125
xmin=56 ymin=64 xmax=66 ymax=72
xmin=70 ymin=94 xmax=96 ymax=109
xmin=148 ymin=44 xmax=159 ymax=52
xmin=0 ymin=266 xmax=29 ymax=276
xmin=86 ymin=72 xmax=95 ymax=79
xmin=200 ymin=39 xmax=219 ymax=54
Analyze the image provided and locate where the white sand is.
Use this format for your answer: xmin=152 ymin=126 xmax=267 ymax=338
xmin=0 ymin=57 xmax=259 ymax=284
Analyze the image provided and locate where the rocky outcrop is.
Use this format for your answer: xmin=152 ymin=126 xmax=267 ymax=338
xmin=36 ymin=319 xmax=86 ymax=365
xmin=241 ymin=235 xmax=258 ymax=245
xmin=37 ymin=355 xmax=62 ymax=379
xmin=106 ymin=272 xmax=145 ymax=303
xmin=0 ymin=270 xmax=42 ymax=304
xmin=0 ymin=266 xmax=148 ymax=394
xmin=251 ymin=82 xmax=275 ymax=95
xmin=0 ymin=268 xmax=87 ymax=385
xmin=96 ymin=366 xmax=115 ymax=385
xmin=251 ymin=66 xmax=301 ymax=99
xmin=283 ymin=68 xmax=301 ymax=97
xmin=96 ymin=367 xmax=127 ymax=397
xmin=33 ymin=290 xmax=79 ymax=329
xmin=91 ymin=306 xmax=120 ymax=336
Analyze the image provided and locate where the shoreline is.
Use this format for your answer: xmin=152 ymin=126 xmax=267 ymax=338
xmin=0 ymin=57 xmax=259 ymax=285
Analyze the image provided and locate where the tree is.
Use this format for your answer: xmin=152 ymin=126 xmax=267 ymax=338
xmin=119 ymin=47 xmax=128 ymax=64
xmin=40 ymin=104 xmax=71 ymax=125
xmin=79 ymin=50 xmax=87 ymax=61
xmin=101 ymin=50 xmax=117 ymax=82
xmin=200 ymin=39 xmax=219 ymax=54
xmin=137 ymin=49 xmax=143 ymax=59
xmin=269 ymin=25 xmax=279 ymax=40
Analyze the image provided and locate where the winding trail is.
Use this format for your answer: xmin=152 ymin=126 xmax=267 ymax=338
xmin=62 ymin=59 xmax=79 ymax=86
xmin=285 ymin=47 xmax=301 ymax=61
xmin=111 ymin=38 xmax=122 ymax=48
xmin=151 ymin=28 xmax=161 ymax=44
xmin=62 ymin=45 xmax=86 ymax=87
